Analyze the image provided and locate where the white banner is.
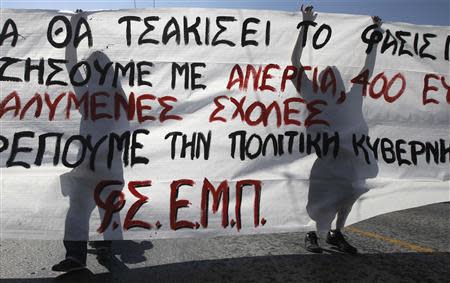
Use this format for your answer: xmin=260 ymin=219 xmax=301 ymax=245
xmin=0 ymin=8 xmax=449 ymax=240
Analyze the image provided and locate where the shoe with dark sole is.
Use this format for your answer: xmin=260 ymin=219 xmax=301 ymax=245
xmin=304 ymin=231 xmax=323 ymax=253
xmin=326 ymin=229 xmax=358 ymax=254
xmin=51 ymin=258 xmax=86 ymax=272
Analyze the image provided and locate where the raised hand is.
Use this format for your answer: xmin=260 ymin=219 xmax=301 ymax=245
xmin=301 ymin=4 xmax=317 ymax=22
xmin=372 ymin=16 xmax=382 ymax=27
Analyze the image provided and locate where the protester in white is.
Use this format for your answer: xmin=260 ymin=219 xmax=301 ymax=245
xmin=292 ymin=5 xmax=382 ymax=254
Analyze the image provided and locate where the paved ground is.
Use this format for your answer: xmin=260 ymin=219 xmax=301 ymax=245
xmin=1 ymin=202 xmax=449 ymax=283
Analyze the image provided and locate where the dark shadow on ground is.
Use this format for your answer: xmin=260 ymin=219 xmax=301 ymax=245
xmin=88 ymin=240 xmax=153 ymax=264
xmin=86 ymin=240 xmax=153 ymax=273
xmin=2 ymin=252 xmax=449 ymax=283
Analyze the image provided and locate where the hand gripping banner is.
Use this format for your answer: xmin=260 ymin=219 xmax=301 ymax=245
xmin=0 ymin=8 xmax=449 ymax=240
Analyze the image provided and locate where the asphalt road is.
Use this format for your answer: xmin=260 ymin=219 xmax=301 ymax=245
xmin=1 ymin=202 xmax=449 ymax=283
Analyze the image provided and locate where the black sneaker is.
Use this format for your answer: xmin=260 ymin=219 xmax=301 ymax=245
xmin=51 ymin=258 xmax=86 ymax=272
xmin=304 ymin=231 xmax=323 ymax=253
xmin=326 ymin=229 xmax=358 ymax=254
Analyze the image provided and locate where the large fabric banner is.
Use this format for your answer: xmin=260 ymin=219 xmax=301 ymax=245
xmin=0 ymin=8 xmax=449 ymax=240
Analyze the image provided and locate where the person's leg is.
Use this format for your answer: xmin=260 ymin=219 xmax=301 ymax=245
xmin=316 ymin=218 xmax=333 ymax=238
xmin=305 ymin=182 xmax=336 ymax=253
xmin=336 ymin=202 xmax=353 ymax=230
xmin=91 ymin=181 xmax=124 ymax=256
xmin=304 ymin=206 xmax=334 ymax=253
xmin=63 ymin=240 xmax=88 ymax=264
xmin=62 ymin=186 xmax=94 ymax=264
xmin=53 ymin=175 xmax=96 ymax=271
xmin=52 ymin=240 xmax=88 ymax=272
xmin=326 ymin=196 xmax=358 ymax=254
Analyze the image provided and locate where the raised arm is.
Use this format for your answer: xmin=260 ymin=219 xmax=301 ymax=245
xmin=291 ymin=5 xmax=317 ymax=69
xmin=65 ymin=10 xmax=88 ymax=94
xmin=357 ymin=16 xmax=383 ymax=78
